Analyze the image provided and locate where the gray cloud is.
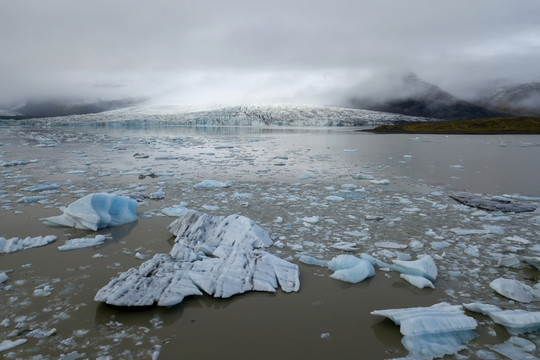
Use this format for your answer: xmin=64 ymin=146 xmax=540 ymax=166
xmin=1 ymin=0 xmax=540 ymax=104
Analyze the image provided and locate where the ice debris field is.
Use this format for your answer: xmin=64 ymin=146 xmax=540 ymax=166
xmin=1 ymin=125 xmax=540 ymax=359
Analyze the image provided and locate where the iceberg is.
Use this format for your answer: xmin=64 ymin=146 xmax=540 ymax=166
xmin=0 ymin=272 xmax=7 ymax=284
xmin=0 ymin=339 xmax=27 ymax=352
xmin=464 ymin=303 xmax=540 ymax=334
xmin=0 ymin=235 xmax=57 ymax=254
xmin=489 ymin=278 xmax=540 ymax=303
xmin=400 ymin=274 xmax=435 ymax=289
xmin=43 ymin=193 xmax=138 ymax=231
xmin=95 ymin=210 xmax=300 ymax=306
xmin=371 ymin=302 xmax=478 ymax=358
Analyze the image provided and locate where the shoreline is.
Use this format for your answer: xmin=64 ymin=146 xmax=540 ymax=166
xmin=362 ymin=116 xmax=540 ymax=134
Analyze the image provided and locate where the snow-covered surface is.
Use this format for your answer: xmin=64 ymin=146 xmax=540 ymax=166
xmin=95 ymin=210 xmax=300 ymax=306
xmin=0 ymin=235 xmax=57 ymax=253
xmin=43 ymin=193 xmax=138 ymax=231
xmin=371 ymin=302 xmax=478 ymax=358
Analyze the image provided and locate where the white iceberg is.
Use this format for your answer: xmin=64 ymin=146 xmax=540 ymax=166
xmin=43 ymin=193 xmax=138 ymax=231
xmin=392 ymin=255 xmax=437 ymax=281
xmin=0 ymin=235 xmax=57 ymax=254
xmin=0 ymin=339 xmax=27 ymax=352
xmin=57 ymin=235 xmax=107 ymax=251
xmin=371 ymin=302 xmax=478 ymax=358
xmin=95 ymin=211 xmax=300 ymax=306
xmin=0 ymin=272 xmax=7 ymax=284
xmin=464 ymin=303 xmax=540 ymax=334
xmin=489 ymin=278 xmax=540 ymax=303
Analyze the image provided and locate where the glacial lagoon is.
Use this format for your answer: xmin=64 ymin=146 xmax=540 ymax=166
xmin=1 ymin=125 xmax=540 ymax=359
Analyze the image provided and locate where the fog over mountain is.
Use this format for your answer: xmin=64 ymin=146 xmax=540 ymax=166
xmin=1 ymin=1 xmax=539 ymax=109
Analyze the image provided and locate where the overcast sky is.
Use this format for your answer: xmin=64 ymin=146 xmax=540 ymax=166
xmin=1 ymin=0 xmax=540 ymax=105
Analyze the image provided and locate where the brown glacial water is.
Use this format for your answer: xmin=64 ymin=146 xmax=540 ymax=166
xmin=1 ymin=126 xmax=539 ymax=359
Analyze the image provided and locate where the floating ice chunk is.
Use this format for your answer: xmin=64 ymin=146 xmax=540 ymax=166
xmin=96 ymin=211 xmax=299 ymax=306
xmin=27 ymin=328 xmax=57 ymax=338
xmin=66 ymin=169 xmax=87 ymax=174
xmin=523 ymin=257 xmax=540 ymax=271
xmin=465 ymin=245 xmax=480 ymax=257
xmin=450 ymin=225 xmax=504 ymax=235
xmin=352 ymin=173 xmax=374 ymax=180
xmin=148 ymin=188 xmax=165 ymax=200
xmin=43 ymin=193 xmax=138 ymax=231
xmin=330 ymin=241 xmax=358 ymax=251
xmin=371 ymin=302 xmax=478 ymax=358
xmin=375 ymin=241 xmax=407 ymax=249
xmin=325 ymin=195 xmax=344 ymax=201
xmin=298 ymin=255 xmax=328 ymax=267
xmin=504 ymin=235 xmax=532 ymax=245
xmin=370 ymin=179 xmax=390 ymax=185
xmin=464 ymin=303 xmax=540 ymax=334
xmin=489 ymin=278 xmax=540 ymax=303
xmin=0 ymin=235 xmax=57 ymax=254
xmin=400 ymin=274 xmax=435 ymax=289
xmin=301 ymin=216 xmax=321 ymax=224
xmin=202 ymin=205 xmax=220 ymax=211
xmin=194 ymin=180 xmax=231 ymax=188
xmin=430 ymin=241 xmax=450 ymax=250
xmin=491 ymin=336 xmax=538 ymax=360
xmin=17 ymin=195 xmax=48 ymax=203
xmin=0 ymin=272 xmax=7 ymax=284
xmin=0 ymin=339 xmax=27 ymax=351
xmin=57 ymin=235 xmax=107 ymax=251
xmin=365 ymin=214 xmax=384 ymax=221
xmin=328 ymin=255 xmax=374 ymax=283
xmin=162 ymin=203 xmax=189 ymax=217
xmin=497 ymin=255 xmax=521 ymax=268
xmin=22 ymin=183 xmax=60 ymax=192
xmin=299 ymin=173 xmax=316 ymax=180
xmin=392 ymin=255 xmax=437 ymax=281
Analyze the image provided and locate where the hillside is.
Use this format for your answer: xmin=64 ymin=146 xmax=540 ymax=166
xmin=343 ymin=73 xmax=506 ymax=120
xmin=367 ymin=116 xmax=540 ymax=134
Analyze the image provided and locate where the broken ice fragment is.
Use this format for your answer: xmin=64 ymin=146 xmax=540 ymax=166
xmin=43 ymin=193 xmax=138 ymax=231
xmin=371 ymin=302 xmax=478 ymax=358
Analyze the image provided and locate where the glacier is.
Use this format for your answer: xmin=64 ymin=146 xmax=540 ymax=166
xmin=42 ymin=193 xmax=138 ymax=231
xmin=7 ymin=103 xmax=438 ymax=127
xmin=95 ymin=210 xmax=300 ymax=306
xmin=371 ymin=302 xmax=478 ymax=358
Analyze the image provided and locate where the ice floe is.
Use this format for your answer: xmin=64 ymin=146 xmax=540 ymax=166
xmin=95 ymin=211 xmax=300 ymax=306
xmin=489 ymin=278 xmax=540 ymax=303
xmin=371 ymin=302 xmax=478 ymax=358
xmin=57 ymin=235 xmax=107 ymax=251
xmin=0 ymin=235 xmax=57 ymax=254
xmin=450 ymin=193 xmax=536 ymax=213
xmin=464 ymin=303 xmax=540 ymax=334
xmin=43 ymin=193 xmax=138 ymax=231
xmin=193 ymin=180 xmax=232 ymax=188
xmin=0 ymin=272 xmax=7 ymax=284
